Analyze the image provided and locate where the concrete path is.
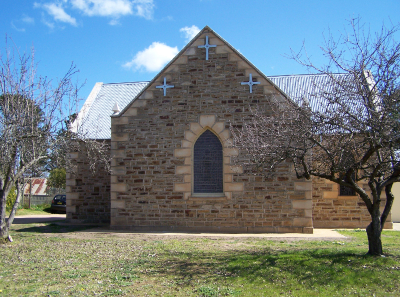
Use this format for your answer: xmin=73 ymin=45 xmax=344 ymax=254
xmin=7 ymin=214 xmax=400 ymax=239
xmin=95 ymin=228 xmax=348 ymax=239
xmin=8 ymin=214 xmax=66 ymax=224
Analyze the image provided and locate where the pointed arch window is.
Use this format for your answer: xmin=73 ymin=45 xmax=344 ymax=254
xmin=339 ymin=153 xmax=357 ymax=196
xmin=193 ymin=130 xmax=223 ymax=194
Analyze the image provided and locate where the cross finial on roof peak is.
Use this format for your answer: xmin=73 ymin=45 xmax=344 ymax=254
xmin=198 ymin=35 xmax=217 ymax=60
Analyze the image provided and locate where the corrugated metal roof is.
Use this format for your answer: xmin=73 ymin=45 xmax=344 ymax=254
xmin=24 ymin=178 xmax=48 ymax=196
xmin=269 ymin=73 xmax=354 ymax=111
xmin=76 ymin=82 xmax=148 ymax=139
xmin=270 ymin=73 xmax=368 ymax=134
xmin=77 ymin=74 xmax=362 ymax=139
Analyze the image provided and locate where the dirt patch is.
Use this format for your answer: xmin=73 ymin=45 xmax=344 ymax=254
xmin=54 ymin=226 xmax=348 ymax=243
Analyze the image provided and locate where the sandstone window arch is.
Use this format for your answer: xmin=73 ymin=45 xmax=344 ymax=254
xmin=173 ymin=115 xmax=244 ymax=200
xmin=193 ymin=129 xmax=223 ymax=194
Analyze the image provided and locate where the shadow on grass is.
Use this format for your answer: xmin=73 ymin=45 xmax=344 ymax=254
xmin=121 ymin=248 xmax=400 ymax=292
xmin=42 ymin=207 xmax=54 ymax=214
xmin=12 ymin=223 xmax=99 ymax=234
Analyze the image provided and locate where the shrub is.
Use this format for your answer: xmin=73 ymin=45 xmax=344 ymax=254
xmin=6 ymin=187 xmax=16 ymax=211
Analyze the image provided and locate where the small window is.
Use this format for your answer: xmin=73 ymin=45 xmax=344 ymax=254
xmin=339 ymin=153 xmax=357 ymax=196
xmin=339 ymin=184 xmax=356 ymax=196
xmin=193 ymin=130 xmax=223 ymax=194
xmin=339 ymin=173 xmax=356 ymax=196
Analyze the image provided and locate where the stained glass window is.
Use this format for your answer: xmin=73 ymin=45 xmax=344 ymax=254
xmin=193 ymin=130 xmax=223 ymax=193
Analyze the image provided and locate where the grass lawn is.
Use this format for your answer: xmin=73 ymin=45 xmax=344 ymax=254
xmin=1 ymin=224 xmax=399 ymax=296
xmin=6 ymin=204 xmax=54 ymax=216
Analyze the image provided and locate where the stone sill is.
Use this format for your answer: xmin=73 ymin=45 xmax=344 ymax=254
xmin=337 ymin=195 xmax=359 ymax=200
xmin=191 ymin=192 xmax=225 ymax=197
xmin=189 ymin=193 xmax=227 ymax=200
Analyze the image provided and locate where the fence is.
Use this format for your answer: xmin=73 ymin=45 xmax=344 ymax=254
xmin=29 ymin=195 xmax=53 ymax=206
xmin=23 ymin=188 xmax=66 ymax=207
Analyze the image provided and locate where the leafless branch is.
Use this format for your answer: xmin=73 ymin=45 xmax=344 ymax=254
xmin=232 ymin=18 xmax=400 ymax=255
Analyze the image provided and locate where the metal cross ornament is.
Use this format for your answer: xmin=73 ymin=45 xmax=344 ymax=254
xmin=241 ymin=73 xmax=260 ymax=93
xmin=198 ymin=35 xmax=216 ymax=60
xmin=156 ymin=77 xmax=174 ymax=96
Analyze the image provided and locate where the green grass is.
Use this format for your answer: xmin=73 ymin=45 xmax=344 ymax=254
xmin=6 ymin=203 xmax=54 ymax=216
xmin=0 ymin=224 xmax=399 ymax=296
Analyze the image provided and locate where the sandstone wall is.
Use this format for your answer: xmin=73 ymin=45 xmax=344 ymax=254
xmin=110 ymin=29 xmax=313 ymax=233
xmin=312 ymin=176 xmax=392 ymax=229
xmin=392 ymin=182 xmax=400 ymax=222
xmin=66 ymin=141 xmax=111 ymax=224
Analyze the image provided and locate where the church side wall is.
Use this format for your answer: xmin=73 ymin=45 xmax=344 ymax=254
xmin=312 ymin=176 xmax=392 ymax=229
xmin=392 ymin=182 xmax=400 ymax=222
xmin=66 ymin=140 xmax=111 ymax=224
xmin=110 ymin=30 xmax=313 ymax=233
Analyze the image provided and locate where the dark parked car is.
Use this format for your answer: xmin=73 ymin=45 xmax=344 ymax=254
xmin=50 ymin=194 xmax=66 ymax=213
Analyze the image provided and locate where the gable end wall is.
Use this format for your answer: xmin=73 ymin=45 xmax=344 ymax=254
xmin=109 ymin=30 xmax=313 ymax=233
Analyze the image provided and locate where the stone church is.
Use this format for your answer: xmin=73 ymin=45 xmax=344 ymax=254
xmin=67 ymin=26 xmax=392 ymax=233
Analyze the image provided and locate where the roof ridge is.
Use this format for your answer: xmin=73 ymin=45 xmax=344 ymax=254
xmin=269 ymin=73 xmax=347 ymax=78
xmin=103 ymin=81 xmax=150 ymax=86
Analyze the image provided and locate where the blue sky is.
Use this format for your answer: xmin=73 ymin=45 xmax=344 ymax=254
xmin=1 ymin=0 xmax=399 ymax=111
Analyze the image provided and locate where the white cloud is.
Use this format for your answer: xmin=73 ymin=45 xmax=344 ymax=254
xmin=34 ymin=0 xmax=155 ymax=28
xmin=38 ymin=2 xmax=77 ymax=26
xmin=22 ymin=15 xmax=35 ymax=24
xmin=132 ymin=0 xmax=154 ymax=20
xmin=109 ymin=19 xmax=120 ymax=25
xmin=124 ymin=42 xmax=179 ymax=72
xmin=42 ymin=17 xmax=55 ymax=29
xmin=11 ymin=22 xmax=26 ymax=32
xmin=11 ymin=15 xmax=35 ymax=32
xmin=180 ymin=25 xmax=200 ymax=42
xmin=71 ymin=0 xmax=154 ymax=19
xmin=71 ymin=0 xmax=132 ymax=17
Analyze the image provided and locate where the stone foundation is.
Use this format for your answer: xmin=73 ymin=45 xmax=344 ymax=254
xmin=110 ymin=225 xmax=314 ymax=234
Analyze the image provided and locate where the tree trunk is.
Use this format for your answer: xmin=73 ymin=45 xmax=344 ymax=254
xmin=366 ymin=213 xmax=383 ymax=256
xmin=0 ymin=191 xmax=12 ymax=244
xmin=0 ymin=186 xmax=10 ymax=244
xmin=0 ymin=180 xmax=22 ymax=244
xmin=0 ymin=223 xmax=11 ymax=244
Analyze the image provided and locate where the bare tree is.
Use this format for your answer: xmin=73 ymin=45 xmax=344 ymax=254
xmin=0 ymin=39 xmax=110 ymax=243
xmin=231 ymin=19 xmax=400 ymax=256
